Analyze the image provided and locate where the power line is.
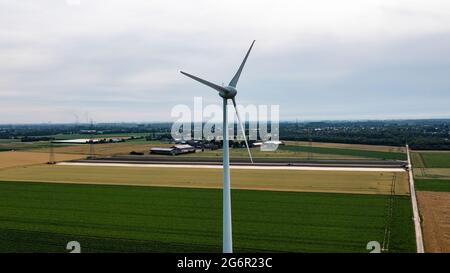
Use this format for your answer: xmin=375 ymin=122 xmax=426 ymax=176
xmin=48 ymin=141 xmax=55 ymax=164
xmin=88 ymin=119 xmax=95 ymax=159
xmin=382 ymin=173 xmax=397 ymax=252
xmin=308 ymin=128 xmax=313 ymax=160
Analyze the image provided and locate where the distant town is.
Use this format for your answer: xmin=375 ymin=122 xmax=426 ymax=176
xmin=1 ymin=119 xmax=449 ymax=150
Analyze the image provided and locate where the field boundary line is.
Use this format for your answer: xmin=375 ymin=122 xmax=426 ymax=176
xmin=418 ymin=153 xmax=427 ymax=168
xmin=406 ymin=145 xmax=425 ymax=253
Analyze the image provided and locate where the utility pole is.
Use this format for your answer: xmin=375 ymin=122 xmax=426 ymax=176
xmin=308 ymin=128 xmax=313 ymax=160
xmin=89 ymin=119 xmax=95 ymax=158
xmin=48 ymin=141 xmax=55 ymax=164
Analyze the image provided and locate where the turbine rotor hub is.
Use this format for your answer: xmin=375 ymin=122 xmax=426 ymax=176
xmin=220 ymin=86 xmax=237 ymax=99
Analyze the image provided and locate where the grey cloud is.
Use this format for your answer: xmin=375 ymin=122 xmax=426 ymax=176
xmin=1 ymin=0 xmax=450 ymax=123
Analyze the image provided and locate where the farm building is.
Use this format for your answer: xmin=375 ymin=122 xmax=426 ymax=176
xmin=150 ymin=144 xmax=195 ymax=155
xmin=149 ymin=148 xmax=176 ymax=155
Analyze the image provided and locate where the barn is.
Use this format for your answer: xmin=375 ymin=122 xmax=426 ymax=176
xmin=150 ymin=144 xmax=195 ymax=155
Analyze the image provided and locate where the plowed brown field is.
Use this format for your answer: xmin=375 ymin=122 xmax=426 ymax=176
xmin=417 ymin=191 xmax=450 ymax=252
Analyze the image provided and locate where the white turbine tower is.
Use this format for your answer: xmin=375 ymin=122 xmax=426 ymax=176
xmin=181 ymin=40 xmax=255 ymax=253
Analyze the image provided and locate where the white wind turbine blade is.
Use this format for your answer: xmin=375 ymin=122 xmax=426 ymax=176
xmin=180 ymin=71 xmax=229 ymax=93
xmin=228 ymin=40 xmax=255 ymax=88
xmin=232 ymin=98 xmax=253 ymax=164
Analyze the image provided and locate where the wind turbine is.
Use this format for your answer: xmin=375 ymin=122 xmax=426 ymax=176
xmin=180 ymin=40 xmax=255 ymax=253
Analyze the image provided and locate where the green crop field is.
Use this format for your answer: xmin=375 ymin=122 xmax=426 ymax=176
xmin=279 ymin=145 xmax=406 ymax=160
xmin=411 ymin=151 xmax=450 ymax=168
xmin=415 ymin=179 xmax=450 ymax=192
xmin=414 ymin=152 xmax=450 ymax=168
xmin=0 ymin=181 xmax=415 ymax=253
xmin=183 ymin=144 xmax=406 ymax=160
xmin=411 ymin=151 xmax=450 ymax=180
xmin=0 ymin=136 xmax=163 ymax=153
xmin=0 ymin=140 xmax=54 ymax=152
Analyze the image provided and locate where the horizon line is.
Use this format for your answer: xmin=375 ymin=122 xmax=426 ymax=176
xmin=1 ymin=117 xmax=450 ymax=126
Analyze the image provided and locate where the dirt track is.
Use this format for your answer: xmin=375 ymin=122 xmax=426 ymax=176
xmin=417 ymin=191 xmax=450 ymax=252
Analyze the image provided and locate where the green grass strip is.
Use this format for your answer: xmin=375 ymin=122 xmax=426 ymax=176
xmin=415 ymin=179 xmax=450 ymax=192
xmin=280 ymin=145 xmax=406 ymax=160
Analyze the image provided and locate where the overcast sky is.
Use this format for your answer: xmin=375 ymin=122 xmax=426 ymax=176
xmin=1 ymin=0 xmax=450 ymax=123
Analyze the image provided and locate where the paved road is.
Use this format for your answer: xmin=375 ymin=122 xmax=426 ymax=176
xmin=58 ymin=162 xmax=406 ymax=172
xmin=73 ymin=156 xmax=407 ymax=169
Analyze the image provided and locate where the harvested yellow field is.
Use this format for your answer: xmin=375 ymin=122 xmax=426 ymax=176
xmin=417 ymin=191 xmax=450 ymax=252
xmin=284 ymin=141 xmax=405 ymax=153
xmin=0 ymin=164 xmax=409 ymax=195
xmin=0 ymin=151 xmax=83 ymax=169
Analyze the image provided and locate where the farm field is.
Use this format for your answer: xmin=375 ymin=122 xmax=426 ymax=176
xmin=279 ymin=145 xmax=406 ymax=160
xmin=38 ymin=142 xmax=402 ymax=161
xmin=417 ymin=191 xmax=450 ymax=252
xmin=0 ymin=181 xmax=416 ymax=253
xmin=411 ymin=151 xmax=450 ymax=179
xmin=411 ymin=150 xmax=450 ymax=253
xmin=182 ymin=146 xmax=362 ymax=160
xmin=49 ymin=133 xmax=150 ymax=140
xmin=411 ymin=151 xmax=450 ymax=168
xmin=182 ymin=143 xmax=406 ymax=160
xmin=415 ymin=179 xmax=450 ymax=192
xmin=413 ymin=168 xmax=450 ymax=180
xmin=34 ymin=141 xmax=171 ymax=156
xmin=0 ymin=139 xmax=54 ymax=151
xmin=284 ymin=141 xmax=405 ymax=153
xmin=0 ymin=164 xmax=410 ymax=195
xmin=0 ymin=137 xmax=165 ymax=154
xmin=0 ymin=138 xmax=414 ymax=252
xmin=0 ymin=137 xmax=407 ymax=161
xmin=0 ymin=151 xmax=83 ymax=169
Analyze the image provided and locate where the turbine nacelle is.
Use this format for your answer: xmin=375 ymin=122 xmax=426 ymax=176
xmin=220 ymin=86 xmax=237 ymax=99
